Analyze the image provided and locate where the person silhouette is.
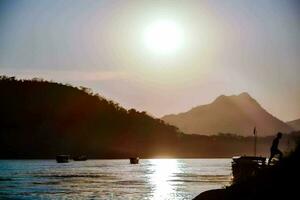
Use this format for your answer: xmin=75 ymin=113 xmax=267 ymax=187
xmin=268 ymin=132 xmax=283 ymax=165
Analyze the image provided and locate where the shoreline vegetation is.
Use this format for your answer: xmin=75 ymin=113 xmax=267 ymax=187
xmin=193 ymin=140 xmax=300 ymax=200
xmin=1 ymin=76 xmax=300 ymax=200
xmin=0 ymin=76 xmax=299 ymax=159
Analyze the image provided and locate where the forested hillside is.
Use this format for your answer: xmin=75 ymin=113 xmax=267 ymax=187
xmin=0 ymin=76 xmax=297 ymax=158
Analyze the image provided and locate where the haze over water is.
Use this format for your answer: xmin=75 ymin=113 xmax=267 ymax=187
xmin=0 ymin=159 xmax=231 ymax=199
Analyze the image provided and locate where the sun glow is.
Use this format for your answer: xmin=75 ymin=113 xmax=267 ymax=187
xmin=144 ymin=20 xmax=183 ymax=54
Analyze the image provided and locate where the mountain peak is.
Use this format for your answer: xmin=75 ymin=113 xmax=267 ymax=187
xmin=213 ymin=94 xmax=228 ymax=103
xmin=213 ymin=92 xmax=252 ymax=104
xmin=162 ymin=92 xmax=292 ymax=136
xmin=238 ymin=92 xmax=251 ymax=98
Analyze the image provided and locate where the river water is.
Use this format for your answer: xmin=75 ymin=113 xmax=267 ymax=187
xmin=0 ymin=159 xmax=232 ymax=199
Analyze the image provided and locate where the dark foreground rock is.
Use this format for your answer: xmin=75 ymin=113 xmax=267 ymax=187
xmin=193 ymin=140 xmax=300 ymax=200
xmin=193 ymin=189 xmax=227 ymax=200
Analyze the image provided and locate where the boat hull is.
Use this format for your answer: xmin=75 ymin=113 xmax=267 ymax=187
xmin=56 ymin=155 xmax=70 ymax=163
xmin=73 ymin=155 xmax=88 ymax=161
xmin=232 ymin=156 xmax=266 ymax=183
xmin=129 ymin=157 xmax=139 ymax=164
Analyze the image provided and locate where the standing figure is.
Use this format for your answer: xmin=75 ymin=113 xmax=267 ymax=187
xmin=268 ymin=132 xmax=283 ymax=165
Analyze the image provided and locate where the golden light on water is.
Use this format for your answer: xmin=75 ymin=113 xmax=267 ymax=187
xmin=143 ymin=20 xmax=183 ymax=55
xmin=149 ymin=159 xmax=180 ymax=200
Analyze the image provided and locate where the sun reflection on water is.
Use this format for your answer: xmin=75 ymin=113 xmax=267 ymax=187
xmin=149 ymin=159 xmax=181 ymax=200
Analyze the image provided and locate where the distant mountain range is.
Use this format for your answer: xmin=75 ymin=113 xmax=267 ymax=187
xmin=287 ymin=119 xmax=300 ymax=131
xmin=162 ymin=93 xmax=293 ymax=136
xmin=0 ymin=76 xmax=298 ymax=158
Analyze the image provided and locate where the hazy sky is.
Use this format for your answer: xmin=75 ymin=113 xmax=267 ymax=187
xmin=0 ymin=0 xmax=299 ymax=121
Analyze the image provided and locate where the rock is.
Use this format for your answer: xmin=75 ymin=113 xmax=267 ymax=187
xmin=193 ymin=189 xmax=227 ymax=200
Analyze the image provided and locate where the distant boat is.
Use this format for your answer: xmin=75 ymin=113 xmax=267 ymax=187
xmin=129 ymin=157 xmax=139 ymax=164
xmin=73 ymin=155 xmax=88 ymax=161
xmin=232 ymin=156 xmax=266 ymax=183
xmin=56 ymin=155 xmax=70 ymax=163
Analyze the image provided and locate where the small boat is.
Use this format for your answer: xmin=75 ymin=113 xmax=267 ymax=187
xmin=232 ymin=156 xmax=266 ymax=183
xmin=231 ymin=127 xmax=269 ymax=183
xmin=129 ymin=157 xmax=139 ymax=164
xmin=73 ymin=155 xmax=88 ymax=161
xmin=56 ymin=155 xmax=70 ymax=163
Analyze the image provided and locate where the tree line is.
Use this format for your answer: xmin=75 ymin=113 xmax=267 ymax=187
xmin=0 ymin=76 xmax=298 ymax=158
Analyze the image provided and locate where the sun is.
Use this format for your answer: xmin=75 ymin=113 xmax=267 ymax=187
xmin=143 ymin=20 xmax=183 ymax=54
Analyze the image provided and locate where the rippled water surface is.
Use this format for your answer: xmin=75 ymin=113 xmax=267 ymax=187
xmin=0 ymin=159 xmax=232 ymax=199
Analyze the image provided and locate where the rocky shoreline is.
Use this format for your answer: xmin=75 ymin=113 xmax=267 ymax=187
xmin=193 ymin=138 xmax=300 ymax=200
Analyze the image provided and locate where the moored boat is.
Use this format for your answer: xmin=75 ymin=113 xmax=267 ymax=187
xmin=56 ymin=155 xmax=70 ymax=163
xmin=129 ymin=157 xmax=139 ymax=164
xmin=232 ymin=156 xmax=266 ymax=183
xmin=73 ymin=155 xmax=88 ymax=161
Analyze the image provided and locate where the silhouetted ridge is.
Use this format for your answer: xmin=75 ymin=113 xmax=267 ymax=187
xmin=287 ymin=118 xmax=300 ymax=131
xmin=213 ymin=93 xmax=256 ymax=105
xmin=0 ymin=76 xmax=182 ymax=158
xmin=238 ymin=92 xmax=251 ymax=98
xmin=213 ymin=94 xmax=227 ymax=103
xmin=0 ymin=76 xmax=297 ymax=158
xmin=162 ymin=93 xmax=292 ymax=136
